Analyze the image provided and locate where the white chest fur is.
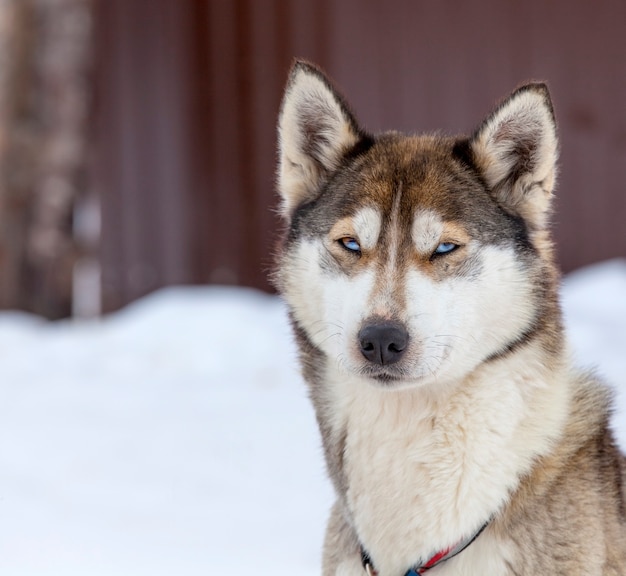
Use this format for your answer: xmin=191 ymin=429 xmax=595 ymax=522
xmin=327 ymin=351 xmax=569 ymax=576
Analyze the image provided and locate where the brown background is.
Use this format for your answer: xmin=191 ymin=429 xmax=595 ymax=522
xmin=94 ymin=0 xmax=626 ymax=312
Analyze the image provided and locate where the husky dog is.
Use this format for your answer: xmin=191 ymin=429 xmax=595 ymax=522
xmin=274 ymin=61 xmax=626 ymax=575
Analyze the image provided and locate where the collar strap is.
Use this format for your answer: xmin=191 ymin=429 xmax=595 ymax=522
xmin=361 ymin=521 xmax=489 ymax=575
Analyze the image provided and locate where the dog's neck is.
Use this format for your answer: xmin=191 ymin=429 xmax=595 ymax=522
xmin=322 ymin=340 xmax=570 ymax=576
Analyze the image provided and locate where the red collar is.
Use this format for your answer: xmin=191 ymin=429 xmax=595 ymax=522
xmin=360 ymin=521 xmax=489 ymax=575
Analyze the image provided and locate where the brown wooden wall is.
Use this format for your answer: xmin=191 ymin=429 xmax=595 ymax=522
xmin=94 ymin=0 xmax=626 ymax=312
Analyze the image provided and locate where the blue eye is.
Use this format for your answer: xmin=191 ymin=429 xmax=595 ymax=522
xmin=434 ymin=242 xmax=457 ymax=255
xmin=340 ymin=237 xmax=361 ymax=253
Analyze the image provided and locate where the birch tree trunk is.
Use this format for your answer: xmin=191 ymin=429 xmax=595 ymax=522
xmin=0 ymin=0 xmax=93 ymax=318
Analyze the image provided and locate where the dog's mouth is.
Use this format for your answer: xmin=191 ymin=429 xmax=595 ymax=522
xmin=356 ymin=356 xmax=444 ymax=387
xmin=358 ymin=364 xmax=408 ymax=385
xmin=371 ymin=372 xmax=399 ymax=383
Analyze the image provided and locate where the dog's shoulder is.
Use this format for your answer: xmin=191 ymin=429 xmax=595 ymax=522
xmin=498 ymin=370 xmax=626 ymax=571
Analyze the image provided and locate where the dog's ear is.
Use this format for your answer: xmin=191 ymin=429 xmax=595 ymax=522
xmin=277 ymin=61 xmax=365 ymax=219
xmin=469 ymin=84 xmax=558 ymax=230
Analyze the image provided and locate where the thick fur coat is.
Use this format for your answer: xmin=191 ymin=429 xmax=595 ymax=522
xmin=275 ymin=61 xmax=626 ymax=575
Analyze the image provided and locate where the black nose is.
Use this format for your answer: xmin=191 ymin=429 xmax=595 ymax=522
xmin=358 ymin=321 xmax=409 ymax=366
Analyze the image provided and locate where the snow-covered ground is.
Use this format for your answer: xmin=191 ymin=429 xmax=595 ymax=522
xmin=0 ymin=260 xmax=625 ymax=575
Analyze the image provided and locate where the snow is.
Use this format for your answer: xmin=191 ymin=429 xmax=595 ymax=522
xmin=0 ymin=260 xmax=625 ymax=575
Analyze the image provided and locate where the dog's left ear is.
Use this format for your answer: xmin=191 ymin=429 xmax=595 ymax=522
xmin=469 ymin=84 xmax=558 ymax=230
xmin=277 ymin=61 xmax=365 ymax=219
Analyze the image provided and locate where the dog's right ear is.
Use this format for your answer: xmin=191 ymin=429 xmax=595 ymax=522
xmin=277 ymin=61 xmax=364 ymax=219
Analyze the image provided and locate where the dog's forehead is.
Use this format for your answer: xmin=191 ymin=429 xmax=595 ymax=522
xmin=351 ymin=136 xmax=468 ymax=213
xmin=339 ymin=137 xmax=471 ymax=229
xmin=299 ymin=134 xmax=510 ymax=247
xmin=338 ymin=135 xmax=513 ymax=242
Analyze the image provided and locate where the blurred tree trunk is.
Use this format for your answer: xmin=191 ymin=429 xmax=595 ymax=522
xmin=0 ymin=0 xmax=94 ymax=319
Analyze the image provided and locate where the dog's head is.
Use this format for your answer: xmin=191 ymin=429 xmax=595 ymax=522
xmin=275 ymin=61 xmax=560 ymax=389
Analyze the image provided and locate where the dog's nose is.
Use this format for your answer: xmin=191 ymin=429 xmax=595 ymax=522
xmin=358 ymin=322 xmax=409 ymax=365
